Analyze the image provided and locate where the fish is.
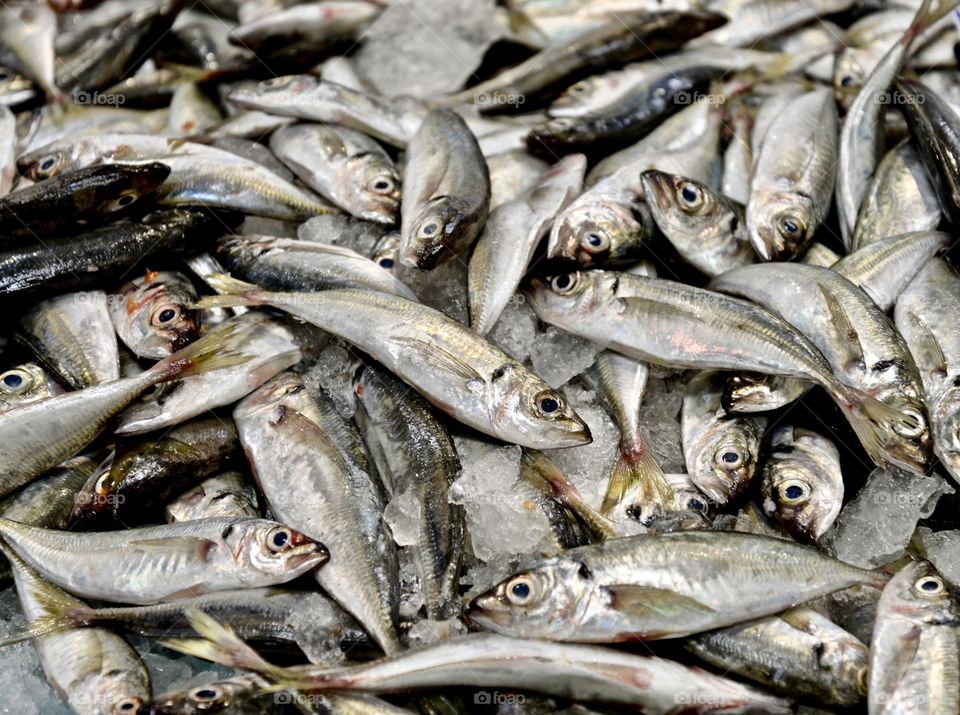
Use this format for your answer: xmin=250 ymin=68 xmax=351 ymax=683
xmin=640 ymin=169 xmax=754 ymax=276
xmin=745 ymin=87 xmax=838 ymax=261
xmin=165 ymin=622 xmax=792 ymax=714
xmin=198 ymin=276 xmax=591 ymax=449
xmin=0 ymin=363 xmax=64 ymax=413
xmin=109 ymin=270 xmax=200 ymax=359
xmin=681 ymin=371 xmax=766 ymax=507
xmin=18 ymin=133 xmax=335 ymax=221
xmin=353 ymin=363 xmax=464 ymax=622
xmin=894 ymin=259 xmax=960 ymax=486
xmin=688 ymin=0 xmax=854 ymax=49
xmin=761 ymin=425 xmax=844 ymax=542
xmin=0 ymin=318 xmax=251 ymax=498
xmin=165 ymin=82 xmax=222 ymax=137
xmin=0 ymin=162 xmax=171 ymax=249
xmin=145 ymin=673 xmax=269 ymax=715
xmin=0 ymin=65 xmax=36 ymax=107
xmin=269 ymin=123 xmax=399 ymax=225
xmin=467 ymin=530 xmax=886 ymax=641
xmin=0 ymin=105 xmax=14 ymax=197
xmin=448 ymin=11 xmax=726 ymax=111
xmin=0 ymin=208 xmax=222 ymax=299
xmin=399 ymin=109 xmax=490 ymax=270
xmin=71 ymin=415 xmax=240 ymax=527
xmin=685 ymin=607 xmax=869 ymax=706
xmin=711 ymin=262 xmax=930 ymax=474
xmin=800 ymin=242 xmax=841 ymax=267
xmin=869 ymin=560 xmax=959 ymax=714
xmin=0 ymin=516 xmax=329 ymax=605
xmin=0 ymin=2 xmax=58 ymax=100
xmin=216 ymin=235 xmax=417 ymax=299
xmin=2 ymin=543 xmax=151 ymax=715
xmin=524 ymin=269 xmax=914 ymax=467
xmin=165 ymin=472 xmax=259 ymax=523
xmin=113 ymin=312 xmax=301 ymax=436
xmin=468 ymin=153 xmax=584 ymax=335
xmin=234 ymin=372 xmax=401 ymax=654
xmin=17 ymin=291 xmax=120 ymax=390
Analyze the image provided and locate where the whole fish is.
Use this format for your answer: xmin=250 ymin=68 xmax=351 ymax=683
xmin=0 ymin=516 xmax=328 ymax=605
xmin=353 ymin=363 xmax=463 ymax=622
xmin=217 ymin=235 xmax=417 ymax=299
xmin=468 ymin=154 xmax=584 ymax=335
xmin=235 ymin=372 xmax=401 ymax=654
xmin=745 ymin=87 xmax=837 ymax=261
xmin=165 ymin=472 xmax=259 ymax=523
xmin=685 ymin=607 xmax=869 ymax=706
xmin=467 ymin=531 xmax=886 ymax=641
xmin=71 ymin=415 xmax=240 ymax=527
xmin=850 ymin=140 xmax=941 ymax=251
xmin=0 ymin=363 xmax=64 ymax=413
xmin=113 ymin=312 xmax=301 ymax=436
xmin=712 ymin=262 xmax=929 ymax=474
xmin=399 ymin=109 xmax=490 ymax=270
xmin=3 ymin=544 xmax=151 ymax=715
xmin=895 ymin=259 xmax=960 ymax=485
xmin=18 ymin=133 xmax=334 ymax=221
xmin=682 ymin=371 xmax=767 ymax=507
xmin=18 ymin=291 xmax=120 ymax=390
xmin=869 ymin=560 xmax=959 ymax=714
xmin=198 ymin=277 xmax=591 ymax=449
xmin=0 ymin=319 xmax=250 ymax=498
xmin=0 ymin=208 xmax=219 ymax=298
xmin=524 ymin=269 xmax=913 ymax=468
xmin=448 ymin=11 xmax=726 ymax=111
xmin=269 ymin=123 xmax=399 ymax=224
xmin=109 ymin=270 xmax=200 ymax=359
xmin=0 ymin=162 xmax=171 ymax=249
xmin=761 ymin=425 xmax=843 ymax=542
xmin=167 ymin=624 xmax=792 ymax=715
xmin=640 ymin=169 xmax=754 ymax=276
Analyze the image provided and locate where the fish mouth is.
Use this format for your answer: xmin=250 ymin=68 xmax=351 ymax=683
xmin=639 ymin=170 xmax=671 ymax=205
xmin=288 ymin=543 xmax=330 ymax=569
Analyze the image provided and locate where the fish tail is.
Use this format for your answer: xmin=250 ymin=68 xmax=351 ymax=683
xmin=905 ymin=0 xmax=956 ymax=46
xmin=148 ymin=320 xmax=254 ymax=382
xmin=192 ymin=274 xmax=266 ymax=310
xmin=600 ymin=435 xmax=673 ymax=516
xmin=831 ymin=383 xmax=924 ymax=469
xmin=0 ymin=608 xmax=94 ymax=646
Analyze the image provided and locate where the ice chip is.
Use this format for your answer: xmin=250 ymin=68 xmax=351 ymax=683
xmin=530 ymin=327 xmax=604 ymax=389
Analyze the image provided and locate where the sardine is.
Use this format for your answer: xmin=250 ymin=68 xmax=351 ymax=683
xmin=109 ymin=270 xmax=200 ymax=359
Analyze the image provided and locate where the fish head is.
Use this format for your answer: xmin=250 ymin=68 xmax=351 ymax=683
xmin=880 ymin=560 xmax=959 ymax=627
xmin=93 ymin=163 xmax=171 ymax=216
xmin=524 ymin=269 xmax=617 ymax=328
xmin=762 ymin=459 xmax=840 ymax=543
xmin=229 ymin=75 xmax=319 ymax=107
xmin=641 ymin=169 xmax=738 ymax=245
xmin=110 ymin=271 xmax=200 ymax=359
xmin=548 ymin=200 xmax=649 ymax=266
xmin=832 ymin=49 xmax=867 ymax=108
xmin=18 ymin=138 xmax=98 ymax=180
xmin=70 ymin=667 xmax=147 ymax=715
xmin=0 ymin=362 xmax=63 ymax=412
xmin=814 ymin=627 xmax=870 ymax=701
xmin=721 ymin=372 xmax=797 ymax=413
xmin=145 ymin=677 xmax=261 ymax=715
xmin=232 ymin=519 xmax=329 ymax=579
xmin=372 ymin=233 xmax=400 ymax=270
xmin=467 ymin=559 xmax=587 ymax=638
xmin=401 ymin=196 xmax=472 ymax=269
xmin=688 ymin=417 xmax=763 ymax=506
xmin=746 ymin=191 xmax=816 ymax=261
xmin=550 ymin=77 xmax=607 ymax=116
xmin=875 ymin=394 xmax=931 ymax=475
xmin=931 ymin=387 xmax=960 ymax=480
xmin=486 ymin=361 xmax=591 ymax=448
xmin=347 ymin=156 xmax=400 ymax=225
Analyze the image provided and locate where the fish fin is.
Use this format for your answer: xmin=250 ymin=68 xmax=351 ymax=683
xmin=393 ymin=336 xmax=485 ymax=383
xmin=0 ymin=606 xmax=95 ymax=646
xmin=604 ymin=584 xmax=716 ymax=621
xmin=905 ymin=310 xmax=947 ymax=377
xmin=148 ymin=320 xmax=256 ymax=381
xmin=192 ymin=274 xmax=266 ymax=310
xmin=504 ymin=1 xmax=548 ymax=42
xmin=600 ymin=435 xmax=673 ymax=516
xmin=904 ymin=0 xmax=956 ymax=49
xmin=128 ymin=537 xmax=218 ymax=559
xmin=876 ymin=623 xmax=922 ymax=707
xmin=818 ymin=283 xmax=864 ymax=373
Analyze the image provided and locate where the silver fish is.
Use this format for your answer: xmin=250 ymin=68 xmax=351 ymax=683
xmin=761 ymin=425 xmax=843 ymax=542
xmin=109 ymin=270 xmax=200 ymax=360
xmin=0 ymin=2 xmax=58 ymax=100
xmin=165 ymin=472 xmax=259 ymax=523
xmin=0 ymin=516 xmax=328 ymax=605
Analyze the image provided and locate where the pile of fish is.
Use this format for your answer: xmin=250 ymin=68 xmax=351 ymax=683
xmin=2 ymin=0 xmax=960 ymax=713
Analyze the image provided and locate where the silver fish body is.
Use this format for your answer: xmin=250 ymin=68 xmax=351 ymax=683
xmin=165 ymin=472 xmax=259 ymax=523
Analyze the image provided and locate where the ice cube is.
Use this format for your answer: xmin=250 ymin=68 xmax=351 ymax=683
xmin=487 ymin=298 xmax=538 ymax=363
xmin=398 ymin=547 xmax=425 ymax=622
xmin=384 ymin=488 xmax=421 ymax=548
xmin=637 ymin=373 xmax=686 ymax=473
xmin=301 ymin=342 xmax=357 ymax=418
xmin=405 ymin=617 xmax=467 ymax=648
xmin=917 ymin=527 xmax=960 ymax=587
xmin=530 ymin=327 xmax=604 ymax=389
xmin=400 ymin=260 xmax=470 ymax=324
xmin=823 ymin=468 xmax=955 ymax=568
xmin=298 ymin=215 xmax=388 ymax=257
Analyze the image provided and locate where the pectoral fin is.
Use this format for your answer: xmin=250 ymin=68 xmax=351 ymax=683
xmin=819 ymin=283 xmax=864 ymax=373
xmin=393 ymin=336 xmax=485 ymax=383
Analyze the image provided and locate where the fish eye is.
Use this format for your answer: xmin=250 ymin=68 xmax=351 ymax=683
xmin=913 ymin=575 xmax=945 ymax=596
xmin=152 ymin=305 xmax=181 ymax=325
xmin=534 ymin=390 xmax=564 ymax=417
xmin=687 ymin=497 xmax=707 ymax=512
xmin=505 ymin=575 xmax=538 ymax=606
xmin=378 ymin=257 xmax=394 ymax=268
xmin=677 ymin=181 xmax=703 ymax=210
xmin=37 ymin=155 xmax=59 ymax=176
xmin=778 ymin=478 xmax=810 ymax=504
xmin=117 ymin=194 xmax=136 ymax=207
xmin=0 ymin=69 xmax=8 ymax=80
xmin=840 ymin=75 xmax=854 ymax=87
xmin=570 ymin=82 xmax=586 ymax=94
xmin=894 ymin=407 xmax=925 ymax=438
xmin=418 ymin=219 xmax=441 ymax=238
xmin=715 ymin=447 xmax=745 ymax=469
xmin=581 ymin=230 xmax=610 ymax=253
xmin=114 ymin=698 xmax=141 ymax=713
xmin=190 ymin=687 xmax=220 ymax=702
xmin=267 ymin=527 xmax=292 ymax=552
xmin=369 ymin=177 xmax=394 ymax=194
xmin=777 ymin=215 xmax=804 ymax=238
xmin=549 ymin=273 xmax=579 ymax=294
xmin=0 ymin=369 xmax=29 ymax=394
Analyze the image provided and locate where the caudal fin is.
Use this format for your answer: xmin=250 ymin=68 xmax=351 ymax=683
xmin=148 ymin=319 xmax=255 ymax=382
xmin=192 ymin=274 xmax=267 ymax=310
xmin=601 ymin=435 xmax=674 ymax=516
